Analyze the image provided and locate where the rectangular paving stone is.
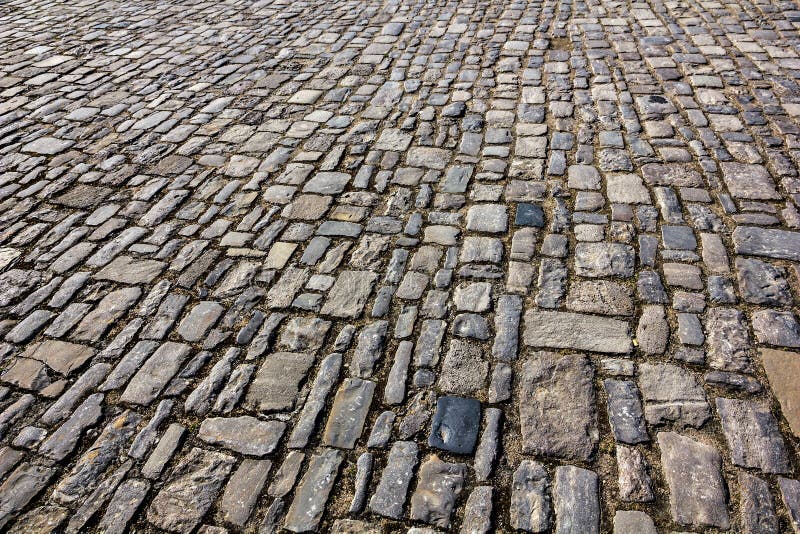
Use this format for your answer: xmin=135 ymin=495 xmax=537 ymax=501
xmin=603 ymin=379 xmax=648 ymax=444
xmin=732 ymin=226 xmax=800 ymax=261
xmin=438 ymin=340 xmax=487 ymax=395
xmin=553 ymin=466 xmax=599 ymax=534
xmin=147 ymin=447 xmax=235 ymax=534
xmin=760 ymin=348 xmax=800 ymax=438
xmin=176 ymin=301 xmax=224 ymax=342
xmin=21 ymin=339 xmax=94 ymax=375
xmin=54 ymin=411 xmax=141 ymax=504
xmin=716 ymin=397 xmax=789 ymax=474
xmin=219 ymin=459 xmax=271 ymax=527
xmin=638 ymin=363 xmax=710 ymax=428
xmin=198 ymin=416 xmax=286 ymax=456
xmin=574 ymin=242 xmax=635 ymax=278
xmin=705 ymin=307 xmax=753 ymax=373
xmin=0 ymin=463 xmax=56 ymax=528
xmin=658 ymin=431 xmax=730 ymax=529
xmin=120 ymin=342 xmax=191 ymax=406
xmin=284 ymin=449 xmax=342 ymax=533
xmin=94 ymin=255 xmax=166 ymax=284
xmin=322 ymin=378 xmax=375 ymax=449
xmin=320 ymin=270 xmax=378 ymax=318
xmin=141 ymin=423 xmax=185 ymax=479
xmin=350 ymin=321 xmax=388 ymax=378
xmin=98 ymin=479 xmax=150 ymax=534
xmin=369 ymin=441 xmax=418 ymax=519
xmin=245 ymin=352 xmax=314 ymax=413
xmin=510 ymin=460 xmax=550 ymax=532
xmin=406 ymin=147 xmax=449 ymax=169
xmin=492 ymin=294 xmax=523 ymax=361
xmin=429 ymin=395 xmax=481 ymax=455
xmin=72 ymin=287 xmax=141 ymax=342
xmin=519 ymin=353 xmax=598 ymax=461
xmin=720 ymin=162 xmax=780 ymax=199
xmin=523 ymin=310 xmax=631 ymax=353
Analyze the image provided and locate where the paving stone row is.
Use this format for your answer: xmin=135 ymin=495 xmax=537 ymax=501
xmin=1 ymin=0 xmax=800 ymax=532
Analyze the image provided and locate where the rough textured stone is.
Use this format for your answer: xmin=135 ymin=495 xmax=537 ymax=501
xmin=510 ymin=460 xmax=551 ymax=533
xmin=438 ymin=339 xmax=487 ymax=395
xmin=120 ymin=342 xmax=191 ymax=405
xmin=94 ymin=255 xmax=166 ymax=284
xmin=320 ymin=270 xmax=378 ymax=318
xmin=616 ymin=445 xmax=653 ymax=502
xmin=198 ymin=416 xmax=285 ymax=456
xmin=473 ymin=408 xmax=501 ymax=481
xmin=716 ymin=398 xmax=789 ymax=473
xmin=245 ymin=352 xmax=314 ymax=412
xmin=603 ymin=379 xmax=648 ymax=444
xmin=574 ymin=243 xmax=635 ymax=278
xmin=553 ymin=466 xmax=599 ymax=534
xmin=523 ymin=311 xmax=631 ymax=354
xmin=409 ymin=457 xmax=467 ymax=528
xmin=350 ymin=321 xmax=388 ymax=378
xmin=657 ymin=432 xmax=730 ymax=529
xmin=638 ymin=363 xmax=710 ymax=428
xmin=735 ymin=257 xmax=793 ymax=306
xmin=636 ymin=305 xmax=668 ymax=354
xmin=739 ymin=472 xmax=779 ymax=534
xmin=288 ymin=352 xmax=342 ymax=448
xmin=21 ymin=340 xmax=94 ymax=375
xmin=606 ymin=173 xmax=650 ymax=204
xmin=284 ymin=449 xmax=342 ymax=533
xmin=176 ymin=301 xmax=224 ymax=342
xmin=322 ymin=378 xmax=375 ymax=449
xmin=705 ymin=308 xmax=753 ymax=372
xmin=720 ymin=162 xmax=780 ymax=199
xmin=752 ymin=309 xmax=800 ymax=348
xmin=349 ymin=452 xmax=372 ymax=513
xmin=99 ymin=479 xmax=150 ymax=534
xmin=0 ymin=463 xmax=56 ymax=528
xmin=779 ymin=477 xmax=800 ymax=533
xmin=39 ymin=393 xmax=103 ymax=460
xmin=492 ymin=295 xmax=522 ymax=361
xmin=613 ymin=511 xmax=656 ymax=534
xmin=461 ymin=486 xmax=493 ymax=534
xmin=566 ymin=280 xmax=633 ymax=316
xmin=732 ymin=227 xmax=800 ymax=261
xmin=369 ymin=441 xmax=418 ymax=519
xmin=760 ymin=348 xmax=800 ymax=437
xmin=465 ymin=204 xmax=508 ymax=233
xmin=53 ymin=410 xmax=141 ymax=504
xmin=147 ymin=448 xmax=235 ymax=534
xmin=519 ymin=353 xmax=598 ymax=460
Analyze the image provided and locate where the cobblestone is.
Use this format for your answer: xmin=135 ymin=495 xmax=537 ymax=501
xmin=0 ymin=0 xmax=799 ymax=531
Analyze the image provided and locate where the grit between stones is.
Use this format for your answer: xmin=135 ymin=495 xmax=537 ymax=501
xmin=0 ymin=0 xmax=800 ymax=532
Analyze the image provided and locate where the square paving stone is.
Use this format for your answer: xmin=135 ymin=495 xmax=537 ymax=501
xmin=429 ymin=396 xmax=481 ymax=454
xmin=720 ymin=162 xmax=780 ymax=200
xmin=661 ymin=225 xmax=697 ymax=250
xmin=465 ymin=204 xmax=508 ymax=233
xmin=514 ymin=203 xmax=545 ymax=227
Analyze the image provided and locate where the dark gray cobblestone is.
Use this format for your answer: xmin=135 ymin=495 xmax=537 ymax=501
xmin=1 ymin=0 xmax=800 ymax=531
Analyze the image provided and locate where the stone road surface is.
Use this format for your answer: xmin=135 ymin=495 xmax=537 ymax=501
xmin=1 ymin=0 xmax=800 ymax=532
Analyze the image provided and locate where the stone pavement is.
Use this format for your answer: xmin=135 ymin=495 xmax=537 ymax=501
xmin=1 ymin=0 xmax=800 ymax=532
